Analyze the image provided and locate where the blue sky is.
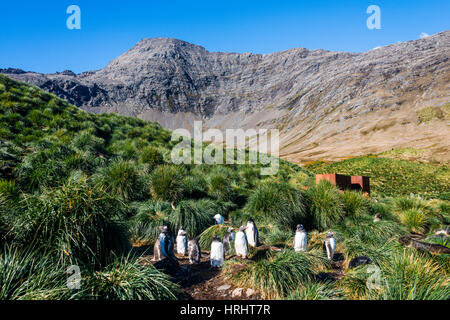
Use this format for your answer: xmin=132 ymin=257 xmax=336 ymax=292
xmin=0 ymin=0 xmax=448 ymax=73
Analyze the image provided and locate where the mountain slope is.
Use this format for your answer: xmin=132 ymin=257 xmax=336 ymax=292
xmin=2 ymin=31 xmax=450 ymax=163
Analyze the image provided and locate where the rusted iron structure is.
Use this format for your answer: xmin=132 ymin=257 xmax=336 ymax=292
xmin=316 ymin=173 xmax=370 ymax=195
xmin=350 ymin=175 xmax=370 ymax=195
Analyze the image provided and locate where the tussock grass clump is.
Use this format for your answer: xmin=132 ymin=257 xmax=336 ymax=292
xmin=129 ymin=200 xmax=172 ymax=244
xmin=340 ymin=265 xmax=372 ymax=299
xmin=341 ymin=250 xmax=450 ymax=300
xmin=239 ymin=166 xmax=261 ymax=188
xmin=182 ymin=175 xmax=208 ymax=198
xmin=245 ymin=181 xmax=306 ymax=229
xmin=393 ymin=196 xmax=425 ymax=212
xmin=260 ymin=226 xmax=292 ymax=247
xmin=341 ymin=237 xmax=394 ymax=267
xmin=286 ymin=281 xmax=342 ymax=300
xmin=223 ymin=249 xmax=328 ymax=299
xmin=207 ymin=173 xmax=236 ymax=201
xmin=0 ymin=246 xmax=70 ymax=300
xmin=0 ymin=179 xmax=18 ymax=199
xmin=71 ymin=130 xmax=105 ymax=154
xmin=399 ymin=208 xmax=432 ymax=233
xmin=16 ymin=180 xmax=130 ymax=268
xmin=78 ymin=255 xmax=179 ymax=300
xmin=138 ymin=146 xmax=164 ymax=168
xmin=15 ymin=144 xmax=69 ymax=191
xmin=338 ymin=219 xmax=406 ymax=246
xmin=93 ymin=159 xmax=145 ymax=201
xmin=199 ymin=224 xmax=233 ymax=250
xmin=378 ymin=251 xmax=450 ymax=300
xmin=393 ymin=197 xmax=441 ymax=233
xmin=150 ymin=165 xmax=185 ymax=202
xmin=369 ymin=200 xmax=397 ymax=221
xmin=306 ymin=180 xmax=344 ymax=231
xmin=337 ymin=218 xmax=406 ymax=265
xmin=169 ymin=199 xmax=217 ymax=238
xmin=340 ymin=191 xmax=369 ymax=217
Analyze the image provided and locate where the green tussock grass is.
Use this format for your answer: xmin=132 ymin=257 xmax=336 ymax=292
xmin=199 ymin=224 xmax=233 ymax=250
xmin=305 ymin=180 xmax=344 ymax=231
xmin=341 ymin=250 xmax=450 ymax=300
xmin=223 ymin=249 xmax=328 ymax=299
xmin=77 ymin=255 xmax=179 ymax=300
xmin=285 ymin=281 xmax=342 ymax=300
xmin=245 ymin=181 xmax=306 ymax=229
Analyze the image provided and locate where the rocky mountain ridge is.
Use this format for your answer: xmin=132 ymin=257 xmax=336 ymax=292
xmin=2 ymin=31 xmax=449 ymax=163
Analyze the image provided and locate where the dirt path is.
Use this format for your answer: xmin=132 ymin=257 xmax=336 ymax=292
xmin=134 ymin=244 xmax=345 ymax=300
xmin=134 ymin=244 xmax=260 ymax=300
xmin=176 ymin=254 xmax=261 ymax=300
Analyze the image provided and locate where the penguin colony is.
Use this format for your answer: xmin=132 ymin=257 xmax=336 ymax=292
xmin=154 ymin=217 xmax=342 ymax=268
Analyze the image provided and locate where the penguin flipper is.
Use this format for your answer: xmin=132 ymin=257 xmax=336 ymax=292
xmin=325 ymin=241 xmax=332 ymax=259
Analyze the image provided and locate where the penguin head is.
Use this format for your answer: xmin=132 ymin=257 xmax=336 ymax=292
xmin=159 ymin=226 xmax=169 ymax=233
xmin=248 ymin=217 xmax=254 ymax=223
xmin=326 ymin=231 xmax=334 ymax=238
xmin=179 ymin=226 xmax=185 ymax=231
xmin=239 ymin=226 xmax=247 ymax=232
xmin=212 ymin=235 xmax=220 ymax=242
xmin=227 ymin=227 xmax=234 ymax=233
xmin=296 ymin=224 xmax=305 ymax=232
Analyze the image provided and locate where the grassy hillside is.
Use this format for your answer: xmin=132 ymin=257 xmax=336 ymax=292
xmin=305 ymin=156 xmax=449 ymax=199
xmin=0 ymin=74 xmax=448 ymax=300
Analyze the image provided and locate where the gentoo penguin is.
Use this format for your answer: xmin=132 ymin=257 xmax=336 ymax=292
xmin=373 ymin=213 xmax=382 ymax=222
xmin=245 ymin=217 xmax=258 ymax=247
xmin=235 ymin=226 xmax=248 ymax=258
xmin=188 ymin=238 xmax=201 ymax=264
xmin=214 ymin=213 xmax=225 ymax=225
xmin=210 ymin=236 xmax=224 ymax=268
xmin=324 ymin=232 xmax=335 ymax=260
xmin=223 ymin=227 xmax=234 ymax=256
xmin=293 ymin=224 xmax=307 ymax=252
xmin=159 ymin=226 xmax=176 ymax=260
xmin=176 ymin=226 xmax=188 ymax=256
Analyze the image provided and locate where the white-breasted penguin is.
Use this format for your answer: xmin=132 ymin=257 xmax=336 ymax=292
xmin=223 ymin=227 xmax=234 ymax=256
xmin=153 ymin=225 xmax=170 ymax=261
xmin=176 ymin=226 xmax=188 ymax=256
xmin=188 ymin=238 xmax=201 ymax=264
xmin=235 ymin=226 xmax=248 ymax=258
xmin=373 ymin=213 xmax=382 ymax=222
xmin=158 ymin=225 xmax=176 ymax=260
xmin=294 ymin=224 xmax=307 ymax=252
xmin=210 ymin=236 xmax=224 ymax=267
xmin=214 ymin=213 xmax=225 ymax=225
xmin=245 ymin=217 xmax=258 ymax=247
xmin=324 ymin=232 xmax=335 ymax=260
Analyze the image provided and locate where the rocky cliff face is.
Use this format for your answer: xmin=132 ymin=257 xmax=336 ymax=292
xmin=2 ymin=31 xmax=449 ymax=163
